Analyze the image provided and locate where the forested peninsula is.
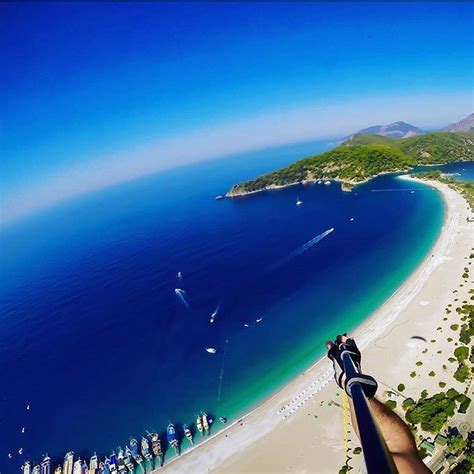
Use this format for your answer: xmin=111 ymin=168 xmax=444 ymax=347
xmin=226 ymin=132 xmax=474 ymax=197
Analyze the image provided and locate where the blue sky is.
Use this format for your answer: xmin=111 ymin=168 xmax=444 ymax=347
xmin=1 ymin=2 xmax=473 ymax=222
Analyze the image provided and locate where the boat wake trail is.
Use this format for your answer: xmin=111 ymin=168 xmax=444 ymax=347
xmin=269 ymin=227 xmax=335 ymax=271
xmin=289 ymin=227 xmax=335 ymax=258
xmin=217 ymin=339 xmax=230 ymax=404
xmin=174 ymin=288 xmax=190 ymax=309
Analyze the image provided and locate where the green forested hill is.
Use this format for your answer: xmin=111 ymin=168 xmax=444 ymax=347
xmin=227 ymin=132 xmax=474 ymax=196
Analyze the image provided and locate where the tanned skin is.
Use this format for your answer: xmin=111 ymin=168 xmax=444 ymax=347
xmin=326 ymin=335 xmax=431 ymax=474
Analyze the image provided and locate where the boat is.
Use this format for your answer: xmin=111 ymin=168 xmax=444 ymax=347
xmin=324 ymin=180 xmax=331 ymax=185
xmin=167 ymin=423 xmax=179 ymax=453
xmin=89 ymin=454 xmax=98 ymax=474
xmin=73 ymin=459 xmax=82 ymax=474
xmin=54 ymin=466 xmax=62 ymax=474
xmin=108 ymin=453 xmax=118 ymax=473
xmin=296 ymin=196 xmax=303 ymax=206
xmin=205 ymin=348 xmax=217 ymax=354
xmin=177 ymin=271 xmax=182 ymax=278
xmin=148 ymin=432 xmax=163 ymax=460
xmin=183 ymin=424 xmax=194 ymax=445
xmin=101 ymin=459 xmax=110 ymax=474
xmin=33 ymin=466 xmax=41 ymax=474
xmin=97 ymin=462 xmax=105 ymax=474
xmin=215 ymin=195 xmax=224 ymax=200
xmin=219 ymin=417 xmax=227 ymax=423
xmin=256 ymin=317 xmax=263 ymax=323
xmin=196 ymin=414 xmax=203 ymax=434
xmin=141 ymin=437 xmax=153 ymax=461
xmin=41 ymin=455 xmax=51 ymax=474
xmin=243 ymin=323 xmax=249 ymax=328
xmin=22 ymin=462 xmax=32 ymax=474
xmin=129 ymin=439 xmax=143 ymax=464
xmin=202 ymin=413 xmax=210 ymax=433
xmin=123 ymin=447 xmax=134 ymax=472
xmin=114 ymin=450 xmax=125 ymax=473
xmin=63 ymin=452 xmax=74 ymax=474
xmin=81 ymin=461 xmax=88 ymax=474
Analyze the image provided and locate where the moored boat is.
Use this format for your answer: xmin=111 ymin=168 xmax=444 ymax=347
xmin=141 ymin=437 xmax=153 ymax=461
xmin=22 ymin=461 xmax=32 ymax=474
xmin=63 ymin=452 xmax=74 ymax=474
xmin=123 ymin=447 xmax=134 ymax=472
xmin=202 ymin=413 xmax=209 ymax=433
xmin=167 ymin=423 xmax=179 ymax=454
xmin=81 ymin=460 xmax=88 ymax=474
xmin=196 ymin=415 xmax=203 ymax=434
xmin=41 ymin=455 xmax=51 ymax=474
xmin=73 ymin=459 xmax=82 ymax=474
xmin=116 ymin=449 xmax=127 ymax=472
xmin=108 ymin=453 xmax=118 ymax=473
xmin=129 ymin=439 xmax=143 ymax=465
xmin=54 ymin=466 xmax=62 ymax=474
xmin=183 ymin=424 xmax=194 ymax=445
xmin=148 ymin=432 xmax=163 ymax=467
xmin=101 ymin=459 xmax=110 ymax=474
xmin=88 ymin=454 xmax=98 ymax=474
xmin=32 ymin=466 xmax=41 ymax=474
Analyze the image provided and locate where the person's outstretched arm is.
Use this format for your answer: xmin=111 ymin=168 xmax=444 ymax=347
xmin=326 ymin=334 xmax=431 ymax=474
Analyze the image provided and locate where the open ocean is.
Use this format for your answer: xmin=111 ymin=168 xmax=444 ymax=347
xmin=1 ymin=142 xmax=471 ymax=472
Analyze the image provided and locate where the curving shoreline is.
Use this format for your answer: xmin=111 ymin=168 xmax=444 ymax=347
xmin=159 ymin=176 xmax=473 ymax=473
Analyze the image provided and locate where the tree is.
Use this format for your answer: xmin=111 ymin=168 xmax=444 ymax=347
xmin=447 ymin=433 xmax=467 ymax=455
xmin=454 ymin=346 xmax=469 ymax=362
xmin=454 ymin=363 xmax=470 ymax=383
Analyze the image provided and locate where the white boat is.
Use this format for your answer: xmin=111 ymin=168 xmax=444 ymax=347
xmin=72 ymin=459 xmax=82 ymax=474
xmin=256 ymin=317 xmax=263 ymax=323
xmin=350 ymin=217 xmax=354 ymax=221
xmin=63 ymin=452 xmax=74 ymax=474
xmin=205 ymin=348 xmax=217 ymax=354
xmin=324 ymin=180 xmax=331 ymax=185
xmin=22 ymin=461 xmax=32 ymax=474
xmin=296 ymin=196 xmax=303 ymax=206
xmin=244 ymin=323 xmax=249 ymax=328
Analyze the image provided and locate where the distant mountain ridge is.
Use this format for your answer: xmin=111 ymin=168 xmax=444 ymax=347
xmin=442 ymin=113 xmax=474 ymax=132
xmin=346 ymin=121 xmax=424 ymax=140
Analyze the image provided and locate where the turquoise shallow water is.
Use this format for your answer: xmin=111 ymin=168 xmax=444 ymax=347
xmin=1 ymin=147 xmax=466 ymax=472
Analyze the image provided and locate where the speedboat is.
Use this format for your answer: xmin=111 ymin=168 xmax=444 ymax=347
xmin=205 ymin=348 xmax=217 ymax=354
xmin=296 ymin=196 xmax=303 ymax=205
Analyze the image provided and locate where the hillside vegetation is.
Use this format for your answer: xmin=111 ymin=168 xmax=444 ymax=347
xmin=227 ymin=132 xmax=474 ymax=197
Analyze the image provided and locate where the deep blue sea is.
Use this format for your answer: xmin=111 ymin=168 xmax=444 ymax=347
xmin=1 ymin=140 xmax=471 ymax=472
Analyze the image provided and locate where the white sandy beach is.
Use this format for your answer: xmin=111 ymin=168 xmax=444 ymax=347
xmin=160 ymin=177 xmax=473 ymax=474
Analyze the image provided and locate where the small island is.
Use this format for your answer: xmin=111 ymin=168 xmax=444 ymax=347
xmin=226 ymin=132 xmax=474 ymax=197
